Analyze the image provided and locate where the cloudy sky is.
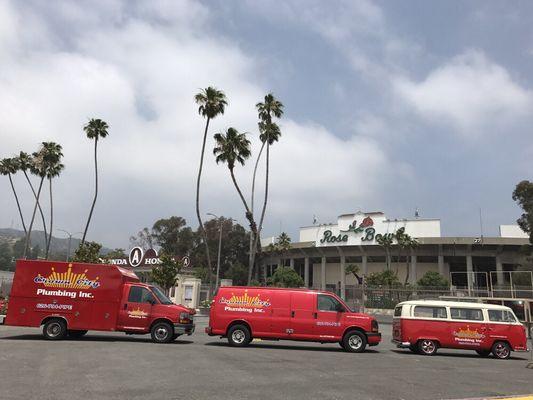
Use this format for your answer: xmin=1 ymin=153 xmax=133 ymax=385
xmin=1 ymin=0 xmax=533 ymax=248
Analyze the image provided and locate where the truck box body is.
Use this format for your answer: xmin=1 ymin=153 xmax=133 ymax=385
xmin=4 ymin=260 xmax=194 ymax=343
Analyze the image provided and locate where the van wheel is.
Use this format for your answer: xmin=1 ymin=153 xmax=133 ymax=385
xmin=476 ymin=349 xmax=491 ymax=357
xmin=342 ymin=331 xmax=367 ymax=353
xmin=492 ymin=341 xmax=511 ymax=359
xmin=43 ymin=319 xmax=67 ymax=340
xmin=418 ymin=339 xmax=438 ymax=356
xmin=227 ymin=324 xmax=251 ymax=347
xmin=68 ymin=330 xmax=88 ymax=339
xmin=172 ymin=334 xmax=180 ymax=341
xmin=409 ymin=345 xmax=418 ymax=353
xmin=151 ymin=322 xmax=174 ymax=343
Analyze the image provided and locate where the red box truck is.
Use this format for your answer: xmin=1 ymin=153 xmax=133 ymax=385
xmin=206 ymin=286 xmax=381 ymax=352
xmin=3 ymin=260 xmax=195 ymax=343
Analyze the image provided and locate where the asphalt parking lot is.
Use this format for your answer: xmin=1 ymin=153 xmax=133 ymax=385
xmin=0 ymin=317 xmax=532 ymax=400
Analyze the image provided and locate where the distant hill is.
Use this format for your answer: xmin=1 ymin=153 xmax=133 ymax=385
xmin=0 ymin=228 xmax=113 ymax=256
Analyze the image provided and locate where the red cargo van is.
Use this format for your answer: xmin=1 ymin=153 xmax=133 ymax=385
xmin=205 ymin=286 xmax=381 ymax=352
xmin=392 ymin=300 xmax=529 ymax=359
xmin=3 ymin=260 xmax=195 ymax=343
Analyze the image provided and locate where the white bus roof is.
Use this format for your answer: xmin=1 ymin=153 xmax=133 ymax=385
xmin=396 ymin=300 xmax=511 ymax=310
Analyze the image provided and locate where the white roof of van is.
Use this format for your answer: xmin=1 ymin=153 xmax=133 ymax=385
xmin=397 ymin=300 xmax=512 ymax=310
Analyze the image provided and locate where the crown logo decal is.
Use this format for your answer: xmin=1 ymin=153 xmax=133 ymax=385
xmin=128 ymin=308 xmax=148 ymax=317
xmin=454 ymin=326 xmax=484 ymax=340
xmin=34 ymin=264 xmax=100 ymax=289
xmin=220 ymin=291 xmax=271 ymax=308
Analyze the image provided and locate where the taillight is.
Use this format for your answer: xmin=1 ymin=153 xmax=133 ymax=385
xmin=179 ymin=312 xmax=191 ymax=324
xmin=371 ymin=319 xmax=379 ymax=332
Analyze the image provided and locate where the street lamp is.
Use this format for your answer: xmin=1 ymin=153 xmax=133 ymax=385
xmin=207 ymin=213 xmax=237 ymax=290
xmin=57 ymin=229 xmax=84 ymax=261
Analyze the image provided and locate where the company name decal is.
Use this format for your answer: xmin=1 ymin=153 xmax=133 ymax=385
xmin=36 ymin=303 xmax=73 ymax=310
xmin=34 ymin=264 xmax=100 ymax=289
xmin=127 ymin=308 xmax=148 ymax=319
xmin=220 ymin=291 xmax=271 ymax=313
xmin=453 ymin=326 xmax=485 ymax=346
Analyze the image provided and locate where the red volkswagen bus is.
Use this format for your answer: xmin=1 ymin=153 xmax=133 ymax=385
xmin=392 ymin=300 xmax=529 ymax=359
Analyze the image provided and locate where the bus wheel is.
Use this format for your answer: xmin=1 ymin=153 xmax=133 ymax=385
xmin=476 ymin=349 xmax=491 ymax=357
xmin=151 ymin=322 xmax=174 ymax=343
xmin=68 ymin=330 xmax=88 ymax=339
xmin=342 ymin=331 xmax=367 ymax=353
xmin=408 ymin=345 xmax=418 ymax=353
xmin=418 ymin=339 xmax=438 ymax=356
xmin=227 ymin=324 xmax=251 ymax=347
xmin=43 ymin=319 xmax=67 ymax=340
xmin=492 ymin=341 xmax=511 ymax=359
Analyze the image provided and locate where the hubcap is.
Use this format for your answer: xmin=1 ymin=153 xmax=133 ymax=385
xmin=495 ymin=343 xmax=509 ymax=358
xmin=348 ymin=335 xmax=362 ymax=350
xmin=155 ymin=327 xmax=169 ymax=341
xmin=232 ymin=329 xmax=245 ymax=344
xmin=421 ymin=340 xmax=435 ymax=354
xmin=46 ymin=322 xmax=61 ymax=337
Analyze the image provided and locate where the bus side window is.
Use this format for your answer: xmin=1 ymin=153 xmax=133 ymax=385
xmin=394 ymin=306 xmax=402 ymax=317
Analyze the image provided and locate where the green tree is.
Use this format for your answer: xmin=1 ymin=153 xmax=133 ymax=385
xmin=269 ymin=266 xmax=304 ymax=288
xmin=105 ymin=248 xmax=127 ymax=259
xmin=152 ymin=216 xmax=192 ymax=255
xmin=150 ymin=253 xmax=182 ymax=294
xmin=82 ymin=118 xmax=109 ymax=245
xmin=227 ymin=262 xmax=248 ymax=286
xmin=345 ymin=263 xmax=361 ymax=283
xmin=513 ymin=180 xmax=533 ymax=244
xmin=18 ymin=151 xmax=47 ymax=248
xmin=365 ymin=270 xmax=401 ymax=288
xmin=376 ymin=233 xmax=394 ymax=270
xmin=194 ymin=87 xmax=228 ymax=292
xmin=0 ymin=242 xmax=14 ymax=270
xmin=72 ymin=241 xmax=103 ymax=263
xmin=129 ymin=227 xmax=155 ymax=250
xmin=395 ymin=227 xmax=419 ymax=285
xmin=0 ymin=157 xmax=26 ymax=236
xmin=251 ymin=94 xmax=284 ymax=283
xmin=42 ymin=142 xmax=64 ymax=259
xmin=417 ymin=271 xmax=449 ymax=289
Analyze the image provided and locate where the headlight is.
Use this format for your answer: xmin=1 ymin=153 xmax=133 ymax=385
xmin=179 ymin=312 xmax=191 ymax=324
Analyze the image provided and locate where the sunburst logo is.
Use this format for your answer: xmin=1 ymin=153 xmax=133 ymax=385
xmin=220 ymin=291 xmax=271 ymax=308
xmin=128 ymin=308 xmax=148 ymax=317
xmin=454 ymin=326 xmax=484 ymax=340
xmin=34 ymin=264 xmax=100 ymax=289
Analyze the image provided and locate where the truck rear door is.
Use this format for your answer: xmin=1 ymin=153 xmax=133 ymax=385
xmin=117 ymin=285 xmax=154 ymax=332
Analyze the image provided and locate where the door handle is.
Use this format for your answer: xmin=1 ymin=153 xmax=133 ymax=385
xmin=123 ymin=303 xmax=127 ymax=310
xmin=313 ymin=312 xmax=317 ymax=319
xmin=291 ymin=311 xmax=295 ymax=318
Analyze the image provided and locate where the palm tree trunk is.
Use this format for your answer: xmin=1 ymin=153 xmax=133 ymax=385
xmin=249 ymin=141 xmax=266 ymax=285
xmin=82 ymin=137 xmax=98 ymax=245
xmin=24 ymin=176 xmax=45 ymax=258
xmin=250 ymin=142 xmax=270 ymax=284
xmin=195 ymin=118 xmax=214 ymax=293
xmin=7 ymin=173 xmax=27 ymax=236
xmin=23 ymin=171 xmax=48 ymax=251
xmin=45 ymin=177 xmax=53 ymax=259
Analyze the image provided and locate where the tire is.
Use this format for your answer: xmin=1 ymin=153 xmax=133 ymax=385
xmin=43 ymin=319 xmax=67 ymax=340
xmin=339 ymin=342 xmax=346 ymax=350
xmin=492 ymin=341 xmax=511 ymax=360
xmin=227 ymin=324 xmax=252 ymax=347
xmin=68 ymin=330 xmax=88 ymax=339
xmin=342 ymin=331 xmax=367 ymax=353
xmin=150 ymin=322 xmax=174 ymax=344
xmin=418 ymin=339 xmax=438 ymax=356
xmin=408 ymin=344 xmax=418 ymax=353
xmin=172 ymin=334 xmax=181 ymax=341
xmin=476 ymin=349 xmax=491 ymax=357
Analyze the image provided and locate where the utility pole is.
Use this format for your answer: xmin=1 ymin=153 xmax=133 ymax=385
xmin=57 ymin=229 xmax=83 ymax=261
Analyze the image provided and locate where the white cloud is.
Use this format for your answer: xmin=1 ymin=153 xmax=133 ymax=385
xmin=0 ymin=0 xmax=405 ymax=246
xmin=393 ymin=50 xmax=533 ymax=136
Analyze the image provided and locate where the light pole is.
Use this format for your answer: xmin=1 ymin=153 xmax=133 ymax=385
xmin=57 ymin=229 xmax=83 ymax=261
xmin=207 ymin=214 xmax=236 ymax=290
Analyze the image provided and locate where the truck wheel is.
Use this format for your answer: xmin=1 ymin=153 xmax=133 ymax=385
xmin=342 ymin=331 xmax=367 ymax=353
xmin=151 ymin=322 xmax=174 ymax=344
xmin=172 ymin=334 xmax=181 ymax=341
xmin=476 ymin=349 xmax=491 ymax=357
xmin=492 ymin=341 xmax=511 ymax=359
xmin=68 ymin=330 xmax=88 ymax=339
xmin=418 ymin=339 xmax=438 ymax=356
xmin=227 ymin=324 xmax=251 ymax=347
xmin=43 ymin=319 xmax=67 ymax=340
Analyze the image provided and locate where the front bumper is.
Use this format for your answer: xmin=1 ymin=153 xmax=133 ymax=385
xmin=174 ymin=322 xmax=195 ymax=335
xmin=367 ymin=332 xmax=382 ymax=346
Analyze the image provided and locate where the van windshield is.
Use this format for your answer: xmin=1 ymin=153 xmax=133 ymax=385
xmin=150 ymin=286 xmax=173 ymax=305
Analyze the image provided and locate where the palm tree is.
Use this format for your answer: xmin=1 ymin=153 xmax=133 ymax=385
xmin=213 ymin=127 xmax=252 ymax=215
xmin=248 ymin=93 xmax=283 ymax=283
xmin=44 ymin=146 xmax=64 ymax=259
xmin=82 ymin=118 xmax=109 ymax=245
xmin=194 ymin=87 xmax=227 ymax=290
xmin=0 ymin=157 xmax=26 ymax=235
xmin=18 ymin=151 xmax=48 ymax=250
xmin=24 ymin=142 xmax=61 ymax=258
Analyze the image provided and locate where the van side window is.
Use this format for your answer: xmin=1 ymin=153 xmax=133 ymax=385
xmin=413 ymin=306 xmax=447 ymax=319
xmin=394 ymin=306 xmax=402 ymax=317
xmin=489 ymin=310 xmax=516 ymax=323
xmin=450 ymin=308 xmax=483 ymax=321
xmin=318 ymin=295 xmax=343 ymax=312
xmin=128 ymin=286 xmax=155 ymax=304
